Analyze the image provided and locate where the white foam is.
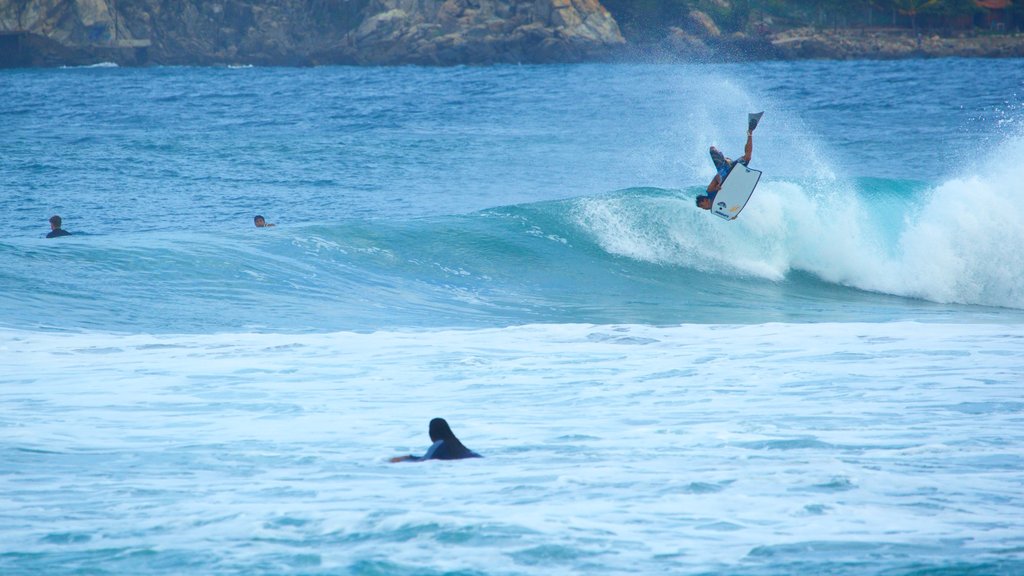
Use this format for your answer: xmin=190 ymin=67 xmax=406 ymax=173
xmin=59 ymin=62 xmax=119 ymax=69
xmin=888 ymin=138 xmax=1024 ymax=307
xmin=579 ymin=133 xmax=1024 ymax=309
xmin=778 ymin=135 xmax=1024 ymax=308
xmin=2 ymin=323 xmax=1022 ymax=572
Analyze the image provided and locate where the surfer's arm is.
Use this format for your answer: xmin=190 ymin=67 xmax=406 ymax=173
xmin=707 ymin=174 xmax=722 ymax=193
xmin=389 ymin=441 xmax=442 ymax=463
xmin=390 ymin=454 xmax=428 ymax=462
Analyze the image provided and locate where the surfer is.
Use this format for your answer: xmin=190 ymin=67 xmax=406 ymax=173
xmin=254 ymin=215 xmax=275 ymax=228
xmin=696 ymin=112 xmax=763 ymax=211
xmin=390 ymin=418 xmax=482 ymax=462
xmin=46 ymin=215 xmax=71 ymax=238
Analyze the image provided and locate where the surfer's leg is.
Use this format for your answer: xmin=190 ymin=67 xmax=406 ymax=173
xmin=740 ymin=130 xmax=753 ymax=164
xmin=709 ymin=146 xmax=727 ymax=170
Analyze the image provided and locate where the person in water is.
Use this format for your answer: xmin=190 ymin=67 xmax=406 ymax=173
xmin=46 ymin=215 xmax=71 ymax=238
xmin=254 ymin=215 xmax=275 ymax=227
xmin=696 ymin=112 xmax=763 ymax=212
xmin=390 ymin=418 xmax=482 ymax=462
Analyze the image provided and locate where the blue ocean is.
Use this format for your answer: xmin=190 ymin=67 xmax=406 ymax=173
xmin=2 ymin=58 xmax=1023 ymax=575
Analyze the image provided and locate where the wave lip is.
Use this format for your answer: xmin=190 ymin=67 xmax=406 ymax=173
xmin=5 ymin=168 xmax=1024 ymax=335
xmin=581 ymin=126 xmax=1024 ymax=312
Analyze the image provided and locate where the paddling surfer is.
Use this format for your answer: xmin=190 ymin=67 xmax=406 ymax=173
xmin=390 ymin=418 xmax=482 ymax=462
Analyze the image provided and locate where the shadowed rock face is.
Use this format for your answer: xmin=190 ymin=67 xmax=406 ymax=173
xmin=0 ymin=0 xmax=624 ymax=66
xmin=345 ymin=0 xmax=624 ymax=64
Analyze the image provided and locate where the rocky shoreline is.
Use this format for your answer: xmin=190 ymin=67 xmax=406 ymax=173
xmin=765 ymin=27 xmax=1024 ymax=60
xmin=2 ymin=0 xmax=1023 ymax=68
xmin=0 ymin=0 xmax=626 ymax=67
xmin=608 ymin=28 xmax=1024 ymax=64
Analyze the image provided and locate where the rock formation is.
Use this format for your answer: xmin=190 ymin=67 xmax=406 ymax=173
xmin=769 ymin=27 xmax=1024 ymax=60
xmin=342 ymin=0 xmax=623 ymax=64
xmin=3 ymin=0 xmax=1023 ymax=67
xmin=0 ymin=0 xmax=624 ymax=66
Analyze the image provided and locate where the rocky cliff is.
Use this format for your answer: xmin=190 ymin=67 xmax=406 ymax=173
xmin=0 ymin=0 xmax=624 ymax=66
xmin=3 ymin=1 xmax=1022 ymax=67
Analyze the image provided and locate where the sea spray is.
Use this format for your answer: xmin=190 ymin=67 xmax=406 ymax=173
xmin=890 ymin=135 xmax=1024 ymax=307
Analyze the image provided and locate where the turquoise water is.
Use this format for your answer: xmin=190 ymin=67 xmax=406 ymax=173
xmin=2 ymin=59 xmax=1024 ymax=575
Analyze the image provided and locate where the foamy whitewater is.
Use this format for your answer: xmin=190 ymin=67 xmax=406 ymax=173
xmin=2 ymin=59 xmax=1023 ymax=575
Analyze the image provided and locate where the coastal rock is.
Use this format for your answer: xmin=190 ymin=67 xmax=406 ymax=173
xmin=4 ymin=0 xmax=1024 ymax=67
xmin=0 ymin=0 xmax=624 ymax=66
xmin=684 ymin=10 xmax=720 ymax=38
xmin=1 ymin=0 xmax=120 ymax=45
xmin=663 ymin=27 xmax=712 ymax=60
xmin=339 ymin=0 xmax=623 ymax=64
xmin=769 ymin=27 xmax=1024 ymax=60
xmin=0 ymin=0 xmax=151 ymax=65
xmin=657 ymin=10 xmax=724 ymax=62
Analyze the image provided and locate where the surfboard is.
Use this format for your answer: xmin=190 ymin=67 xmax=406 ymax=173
xmin=711 ymin=163 xmax=762 ymax=220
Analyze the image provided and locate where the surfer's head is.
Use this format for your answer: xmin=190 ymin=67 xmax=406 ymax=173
xmin=428 ymin=417 xmax=473 ymax=454
xmin=254 ymin=215 xmax=266 ymax=227
xmin=695 ymin=195 xmax=711 ymax=210
xmin=428 ymin=418 xmax=457 ymax=443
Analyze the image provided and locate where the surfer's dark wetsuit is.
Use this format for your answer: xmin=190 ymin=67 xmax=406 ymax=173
xmin=47 ymin=215 xmax=71 ymax=238
xmin=395 ymin=418 xmax=482 ymax=462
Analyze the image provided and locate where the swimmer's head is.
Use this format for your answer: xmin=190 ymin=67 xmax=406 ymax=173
xmin=429 ymin=418 xmax=456 ymax=442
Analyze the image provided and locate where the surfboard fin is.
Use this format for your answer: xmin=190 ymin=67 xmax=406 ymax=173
xmin=748 ymin=111 xmax=764 ymax=132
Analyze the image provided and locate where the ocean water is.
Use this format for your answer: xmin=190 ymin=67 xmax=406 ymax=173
xmin=2 ymin=58 xmax=1023 ymax=575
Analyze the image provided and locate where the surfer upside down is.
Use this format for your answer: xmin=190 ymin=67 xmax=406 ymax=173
xmin=696 ymin=112 xmax=762 ymax=211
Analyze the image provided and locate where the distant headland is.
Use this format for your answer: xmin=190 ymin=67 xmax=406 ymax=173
xmin=1 ymin=0 xmax=1022 ymax=67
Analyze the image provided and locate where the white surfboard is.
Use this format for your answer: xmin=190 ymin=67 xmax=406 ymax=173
xmin=712 ymin=163 xmax=762 ymax=220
